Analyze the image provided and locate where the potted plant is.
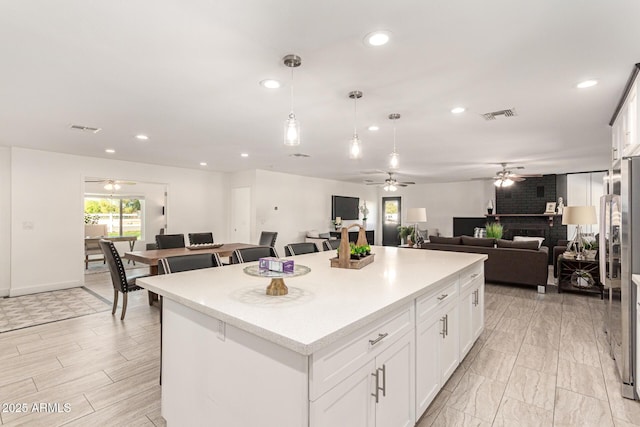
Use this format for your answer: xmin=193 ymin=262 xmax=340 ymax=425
xmin=582 ymin=238 xmax=598 ymax=259
xmin=485 ymin=222 xmax=503 ymax=239
xmin=398 ymin=225 xmax=415 ymax=245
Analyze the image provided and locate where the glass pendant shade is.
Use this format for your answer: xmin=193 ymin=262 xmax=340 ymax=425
xmin=349 ymin=134 xmax=362 ymax=159
xmin=284 ymin=112 xmax=300 ymax=146
xmin=389 ymin=151 xmax=400 ymax=170
xmin=283 ymin=54 xmax=302 ymax=147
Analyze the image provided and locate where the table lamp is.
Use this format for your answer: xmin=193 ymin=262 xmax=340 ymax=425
xmin=406 ymin=208 xmax=428 ymax=247
xmin=562 ymin=205 xmax=597 ymax=260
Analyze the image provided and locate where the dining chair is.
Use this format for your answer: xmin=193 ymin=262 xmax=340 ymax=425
xmin=155 ymin=234 xmax=185 ymax=249
xmin=231 ymin=246 xmax=279 ymax=264
xmin=158 ymin=253 xmax=222 ymax=274
xmin=323 ymin=239 xmax=341 ymax=251
xmin=84 ymin=238 xmax=105 ymax=269
xmin=188 ymin=232 xmax=214 ymax=245
xmin=258 ymin=231 xmax=278 ymax=247
xmin=284 ymin=242 xmax=320 ymax=256
xmin=99 ymin=239 xmax=150 ymax=320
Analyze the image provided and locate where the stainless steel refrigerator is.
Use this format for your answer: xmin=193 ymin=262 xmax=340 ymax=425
xmin=600 ymin=155 xmax=640 ymax=399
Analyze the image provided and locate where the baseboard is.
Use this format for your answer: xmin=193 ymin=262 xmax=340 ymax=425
xmin=9 ymin=280 xmax=81 ymax=297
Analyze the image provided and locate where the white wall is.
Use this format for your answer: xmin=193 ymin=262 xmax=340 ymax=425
xmin=567 ymin=171 xmax=606 ymax=236
xmin=253 ymin=170 xmax=379 ymax=256
xmin=0 ymin=147 xmax=11 ymax=296
xmin=9 ymin=147 xmax=227 ymax=296
xmin=384 ymin=181 xmax=495 ymax=237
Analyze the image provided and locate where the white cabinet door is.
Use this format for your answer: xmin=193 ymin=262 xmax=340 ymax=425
xmin=459 ymin=288 xmax=474 ymax=358
xmin=415 ymin=312 xmax=442 ymax=417
xmin=471 ymin=282 xmax=485 ymax=341
xmin=375 ymin=333 xmax=415 ymax=427
xmin=440 ymin=302 xmax=459 ymax=383
xmin=311 ymin=360 xmax=376 ymax=427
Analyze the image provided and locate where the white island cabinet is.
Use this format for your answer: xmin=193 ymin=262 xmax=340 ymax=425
xmin=139 ymin=246 xmax=486 ymax=427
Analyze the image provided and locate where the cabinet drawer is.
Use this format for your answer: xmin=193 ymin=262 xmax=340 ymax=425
xmin=416 ymin=278 xmax=458 ymax=324
xmin=310 ymin=303 xmax=414 ymax=401
xmin=460 ymin=262 xmax=483 ymax=291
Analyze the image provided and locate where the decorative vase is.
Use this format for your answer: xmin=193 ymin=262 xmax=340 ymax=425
xmin=487 ymin=208 xmax=493 ymax=215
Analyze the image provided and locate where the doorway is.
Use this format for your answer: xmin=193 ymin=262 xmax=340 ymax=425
xmin=382 ymin=197 xmax=401 ymax=246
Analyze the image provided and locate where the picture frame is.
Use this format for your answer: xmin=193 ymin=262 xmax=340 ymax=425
xmin=545 ymin=202 xmax=556 ymax=213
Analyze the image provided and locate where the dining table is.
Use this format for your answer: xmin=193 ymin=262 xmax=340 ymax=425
xmin=123 ymin=242 xmax=257 ymax=275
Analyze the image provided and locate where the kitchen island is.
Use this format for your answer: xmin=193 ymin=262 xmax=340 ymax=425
xmin=139 ymin=246 xmax=487 ymax=427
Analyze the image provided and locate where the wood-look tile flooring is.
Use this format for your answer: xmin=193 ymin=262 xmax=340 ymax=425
xmin=0 ymin=267 xmax=164 ymax=426
xmin=1 ymin=269 xmax=639 ymax=426
xmin=418 ymin=283 xmax=640 ymax=427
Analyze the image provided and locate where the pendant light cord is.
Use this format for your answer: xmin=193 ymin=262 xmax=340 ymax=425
xmin=290 ymin=67 xmax=295 ymax=115
xmin=353 ymin=95 xmax=358 ymax=135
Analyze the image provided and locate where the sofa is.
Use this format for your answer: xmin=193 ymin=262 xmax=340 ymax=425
xmin=420 ymin=235 xmax=549 ymax=290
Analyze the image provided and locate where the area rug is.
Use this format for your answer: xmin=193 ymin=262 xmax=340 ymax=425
xmin=0 ymin=287 xmax=111 ymax=333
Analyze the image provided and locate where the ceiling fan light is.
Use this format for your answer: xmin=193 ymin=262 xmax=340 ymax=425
xmin=494 ymin=180 xmax=502 ymax=187
xmin=503 ymin=178 xmax=514 ymax=187
xmin=104 ymin=183 xmax=121 ymax=191
xmin=349 ymin=135 xmax=362 ymax=159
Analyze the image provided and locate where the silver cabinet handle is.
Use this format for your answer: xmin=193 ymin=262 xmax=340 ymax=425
xmin=369 ymin=333 xmax=388 ymax=346
xmin=437 ymin=294 xmax=449 ymax=301
xmin=445 ymin=314 xmax=449 ymax=336
xmin=371 ymin=370 xmax=380 ymax=403
xmin=440 ymin=316 xmax=446 ymax=338
xmin=380 ymin=364 xmax=386 ymax=397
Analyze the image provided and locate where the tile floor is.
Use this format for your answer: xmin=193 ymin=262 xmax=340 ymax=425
xmin=0 ymin=269 xmax=639 ymax=426
xmin=417 ymin=283 xmax=640 ymax=427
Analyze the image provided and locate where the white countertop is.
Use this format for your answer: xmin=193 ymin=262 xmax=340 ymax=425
xmin=633 ymin=274 xmax=640 ymax=287
xmin=139 ymin=246 xmax=486 ymax=355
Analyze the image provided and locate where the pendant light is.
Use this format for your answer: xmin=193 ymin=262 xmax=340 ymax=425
xmin=388 ymin=113 xmax=401 ymax=170
xmin=348 ymin=90 xmax=363 ymax=159
xmin=283 ymin=54 xmax=302 ymax=146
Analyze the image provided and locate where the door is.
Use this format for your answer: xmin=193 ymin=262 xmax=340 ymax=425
xmin=230 ymin=187 xmax=251 ymax=243
xmin=382 ymin=197 xmax=401 ymax=246
xmin=440 ymin=303 xmax=459 ymax=383
xmin=375 ymin=334 xmax=415 ymax=427
xmin=415 ymin=315 xmax=441 ymax=418
xmin=310 ymin=360 xmax=376 ymax=427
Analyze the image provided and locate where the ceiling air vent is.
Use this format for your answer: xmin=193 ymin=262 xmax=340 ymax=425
xmin=69 ymin=124 xmax=102 ymax=133
xmin=481 ymin=108 xmax=517 ymax=121
xmin=289 ymin=153 xmax=311 ymax=158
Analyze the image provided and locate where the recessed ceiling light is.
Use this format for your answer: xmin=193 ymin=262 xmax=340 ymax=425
xmin=577 ymin=80 xmax=598 ymax=89
xmin=368 ymin=125 xmax=380 ymax=131
xmin=364 ymin=31 xmax=391 ymax=47
xmin=259 ymin=79 xmax=281 ymax=89
xmin=135 ymin=134 xmax=149 ymax=140
xmin=451 ymin=107 xmax=466 ymax=114
xmin=240 ymin=153 xmax=249 ymax=157
xmin=199 ymin=162 xmax=207 ymax=166
xmin=105 ymin=149 xmax=115 ymax=154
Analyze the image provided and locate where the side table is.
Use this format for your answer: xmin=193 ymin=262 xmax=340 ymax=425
xmin=557 ymin=254 xmax=603 ymax=298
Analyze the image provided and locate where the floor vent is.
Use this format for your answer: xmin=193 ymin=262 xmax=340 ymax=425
xmin=69 ymin=124 xmax=102 ymax=133
xmin=481 ymin=108 xmax=517 ymax=121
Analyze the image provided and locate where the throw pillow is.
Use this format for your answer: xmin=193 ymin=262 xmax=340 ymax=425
xmin=429 ymin=236 xmax=462 ymax=245
xmin=513 ymin=236 xmax=545 ymax=248
xmin=461 ymin=236 xmax=495 ymax=247
xmin=496 ymin=239 xmax=539 ymax=250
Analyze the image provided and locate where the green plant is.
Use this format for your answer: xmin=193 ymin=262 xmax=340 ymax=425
xmin=398 ymin=225 xmax=415 ymax=240
xmin=485 ymin=222 xmax=503 ymax=239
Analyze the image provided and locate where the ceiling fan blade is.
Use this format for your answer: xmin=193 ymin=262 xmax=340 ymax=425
xmin=511 ymin=174 xmax=542 ymax=178
xmin=397 ymin=183 xmax=409 ymax=187
xmin=511 ymin=177 xmax=526 ymax=182
xmin=365 ymin=182 xmax=385 ymax=185
xmin=397 ymin=181 xmax=415 ymax=185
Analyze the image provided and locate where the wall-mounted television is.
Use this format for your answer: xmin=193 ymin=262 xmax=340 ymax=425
xmin=331 ymin=195 xmax=360 ymax=220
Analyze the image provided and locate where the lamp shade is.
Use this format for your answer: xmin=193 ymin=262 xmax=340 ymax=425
xmin=562 ymin=206 xmax=597 ymax=225
xmin=407 ymin=207 xmax=427 ymax=223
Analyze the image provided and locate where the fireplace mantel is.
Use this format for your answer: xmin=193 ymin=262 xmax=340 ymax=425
xmin=486 ymin=213 xmax=562 ymax=227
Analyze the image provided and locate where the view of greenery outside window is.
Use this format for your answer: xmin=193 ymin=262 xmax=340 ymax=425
xmin=84 ymin=196 xmax=144 ymax=239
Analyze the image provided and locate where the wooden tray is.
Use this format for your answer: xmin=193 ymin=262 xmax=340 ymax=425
xmin=330 ymin=253 xmax=375 ymax=270
xmin=330 ymin=224 xmax=374 ymax=269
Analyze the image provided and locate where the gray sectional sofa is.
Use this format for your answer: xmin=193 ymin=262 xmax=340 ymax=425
xmin=420 ymin=235 xmax=549 ymax=290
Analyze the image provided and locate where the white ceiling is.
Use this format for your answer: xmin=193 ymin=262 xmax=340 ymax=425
xmin=1 ymin=1 xmax=639 ymax=184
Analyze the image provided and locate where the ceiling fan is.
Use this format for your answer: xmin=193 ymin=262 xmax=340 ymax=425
xmin=85 ymin=179 xmax=136 ymax=191
xmin=475 ymin=163 xmax=542 ymax=187
xmin=365 ymin=172 xmax=415 ymax=192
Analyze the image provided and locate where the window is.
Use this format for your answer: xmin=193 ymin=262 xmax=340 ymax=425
xmin=84 ymin=196 xmax=145 ymax=239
